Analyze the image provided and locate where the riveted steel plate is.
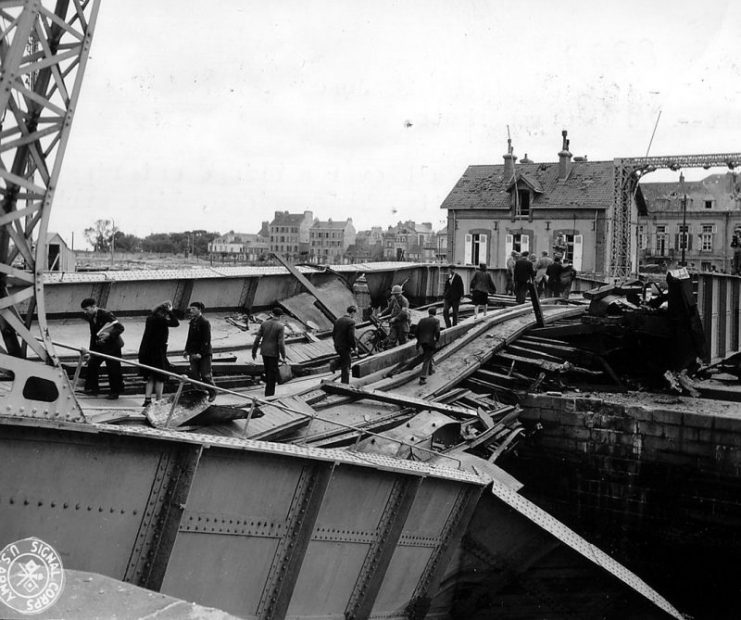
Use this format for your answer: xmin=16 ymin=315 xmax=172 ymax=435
xmin=75 ymin=421 xmax=488 ymax=485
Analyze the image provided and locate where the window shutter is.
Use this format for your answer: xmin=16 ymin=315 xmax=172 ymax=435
xmin=505 ymin=234 xmax=513 ymax=263
xmin=480 ymin=234 xmax=488 ymax=265
xmin=521 ymin=234 xmax=529 ymax=253
xmin=573 ymin=234 xmax=583 ymax=271
xmin=464 ymin=234 xmax=473 ymax=265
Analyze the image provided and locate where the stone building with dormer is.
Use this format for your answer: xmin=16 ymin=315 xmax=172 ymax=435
xmin=440 ymin=131 xmax=646 ymax=277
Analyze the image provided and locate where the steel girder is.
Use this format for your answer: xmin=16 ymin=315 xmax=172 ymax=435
xmin=609 ymin=152 xmax=741 ymax=280
xmin=0 ymin=0 xmax=100 ymax=364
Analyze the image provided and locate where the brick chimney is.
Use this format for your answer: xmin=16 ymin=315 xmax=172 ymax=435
xmin=558 ymin=130 xmax=572 ymax=179
xmin=503 ymin=138 xmax=517 ymax=179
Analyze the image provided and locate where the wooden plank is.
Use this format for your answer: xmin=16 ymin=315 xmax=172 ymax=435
xmin=319 ymin=380 xmax=477 ymax=419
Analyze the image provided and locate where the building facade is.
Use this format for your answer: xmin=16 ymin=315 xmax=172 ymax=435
xmin=268 ymin=211 xmax=315 ymax=261
xmin=208 ymin=231 xmax=269 ymax=263
xmin=309 ymin=218 xmax=356 ymax=263
xmin=440 ymin=132 xmax=645 ymax=276
xmin=638 ymin=172 xmax=741 ymax=272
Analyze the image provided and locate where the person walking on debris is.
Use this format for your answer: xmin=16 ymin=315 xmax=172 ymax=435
xmin=442 ymin=264 xmax=464 ymax=328
xmin=545 ymin=254 xmax=564 ymax=298
xmin=416 ymin=307 xmax=440 ymax=385
xmin=138 ymin=300 xmax=179 ymax=407
xmin=184 ymin=301 xmax=217 ymax=402
xmin=535 ymin=251 xmax=552 ymax=296
xmin=470 ymin=263 xmax=496 ymax=318
xmin=505 ymin=251 xmax=519 ymax=295
xmin=251 ymin=307 xmax=287 ymax=397
xmin=81 ymin=297 xmax=125 ymax=400
xmin=382 ymin=284 xmax=410 ymax=347
xmin=332 ymin=305 xmax=357 ymax=384
xmin=513 ymin=251 xmax=535 ymax=304
xmin=560 ymin=260 xmax=577 ymax=299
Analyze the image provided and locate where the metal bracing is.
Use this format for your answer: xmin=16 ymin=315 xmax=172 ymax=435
xmin=0 ymin=1 xmax=100 ymax=363
xmin=610 ymin=152 xmax=741 ymax=279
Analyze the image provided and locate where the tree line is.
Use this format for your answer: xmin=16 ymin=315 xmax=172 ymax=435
xmin=84 ymin=219 xmax=219 ymax=255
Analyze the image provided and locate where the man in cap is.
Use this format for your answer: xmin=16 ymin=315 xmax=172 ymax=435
xmin=332 ymin=305 xmax=357 ymax=383
xmin=416 ymin=307 xmax=440 ymax=384
xmin=382 ymin=284 xmax=410 ymax=347
xmin=80 ymin=297 xmax=125 ymax=399
xmin=442 ymin=264 xmax=464 ymax=328
xmin=252 ymin=307 xmax=287 ymax=397
xmin=184 ymin=301 xmax=217 ymax=401
xmin=513 ymin=251 xmax=536 ymax=304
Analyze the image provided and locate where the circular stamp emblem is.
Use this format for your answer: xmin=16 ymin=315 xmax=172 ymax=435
xmin=0 ymin=537 xmax=65 ymax=615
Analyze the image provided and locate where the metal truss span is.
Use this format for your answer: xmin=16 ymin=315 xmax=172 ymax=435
xmin=609 ymin=152 xmax=741 ymax=280
xmin=0 ymin=0 xmax=100 ymax=363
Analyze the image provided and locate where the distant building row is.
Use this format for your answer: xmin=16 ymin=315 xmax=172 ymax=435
xmin=207 ymin=211 xmax=446 ymax=264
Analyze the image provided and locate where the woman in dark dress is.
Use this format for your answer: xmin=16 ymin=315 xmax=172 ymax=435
xmin=470 ymin=263 xmax=496 ymax=319
xmin=138 ymin=300 xmax=179 ymax=406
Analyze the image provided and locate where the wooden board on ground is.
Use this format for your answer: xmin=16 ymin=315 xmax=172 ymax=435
xmin=245 ymin=395 xmax=316 ymax=440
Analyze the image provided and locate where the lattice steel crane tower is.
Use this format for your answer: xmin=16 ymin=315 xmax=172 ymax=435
xmin=0 ymin=1 xmax=100 ymax=420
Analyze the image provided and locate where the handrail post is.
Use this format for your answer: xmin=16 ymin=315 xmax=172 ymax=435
xmin=71 ymin=347 xmax=88 ymax=391
xmin=165 ymin=375 xmax=189 ymax=428
xmin=242 ymin=398 xmax=256 ymax=438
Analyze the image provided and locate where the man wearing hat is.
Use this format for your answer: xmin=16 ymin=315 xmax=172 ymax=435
xmin=184 ymin=301 xmax=217 ymax=401
xmin=252 ymin=307 xmax=287 ymax=397
xmin=332 ymin=305 xmax=357 ymax=383
xmin=416 ymin=307 xmax=440 ymax=384
xmin=382 ymin=284 xmax=410 ymax=347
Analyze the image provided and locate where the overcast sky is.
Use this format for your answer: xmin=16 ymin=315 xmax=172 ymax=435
xmin=48 ymin=0 xmax=741 ymax=249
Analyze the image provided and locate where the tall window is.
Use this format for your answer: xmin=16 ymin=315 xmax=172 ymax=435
xmin=465 ymin=233 xmax=488 ymax=265
xmin=515 ymin=190 xmax=530 ymax=218
xmin=701 ymin=224 xmax=714 ymax=252
xmin=655 ymin=225 xmax=667 ymax=255
xmin=676 ymin=225 xmax=690 ymax=251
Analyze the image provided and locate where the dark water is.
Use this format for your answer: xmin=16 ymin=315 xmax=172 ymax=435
xmin=498 ymin=448 xmax=741 ymax=620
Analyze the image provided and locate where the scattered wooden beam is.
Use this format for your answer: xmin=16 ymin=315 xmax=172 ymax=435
xmin=319 ymin=380 xmax=478 ymax=419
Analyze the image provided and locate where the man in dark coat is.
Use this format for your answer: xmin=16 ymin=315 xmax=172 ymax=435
xmin=513 ymin=251 xmax=535 ymax=304
xmin=546 ymin=255 xmax=564 ymax=298
xmin=416 ymin=307 xmax=441 ymax=385
xmin=81 ymin=297 xmax=125 ymax=399
xmin=252 ymin=307 xmax=287 ymax=397
xmin=184 ymin=301 xmax=216 ymax=401
xmin=442 ymin=265 xmax=464 ymax=328
xmin=332 ymin=305 xmax=357 ymax=384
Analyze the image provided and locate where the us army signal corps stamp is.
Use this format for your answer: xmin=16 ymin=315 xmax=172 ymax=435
xmin=0 ymin=537 xmax=65 ymax=615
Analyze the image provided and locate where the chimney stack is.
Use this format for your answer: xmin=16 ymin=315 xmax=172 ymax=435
xmin=503 ymin=138 xmax=517 ymax=180
xmin=558 ymin=130 xmax=572 ymax=179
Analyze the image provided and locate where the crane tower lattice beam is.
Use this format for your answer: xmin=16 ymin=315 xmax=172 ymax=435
xmin=0 ymin=0 xmax=100 ymax=366
xmin=609 ymin=152 xmax=741 ymax=279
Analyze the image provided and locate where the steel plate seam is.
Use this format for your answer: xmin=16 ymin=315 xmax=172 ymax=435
xmin=257 ymin=461 xmax=336 ymax=620
xmin=345 ymin=476 xmax=423 ymax=620
xmin=406 ymin=485 xmax=483 ymax=619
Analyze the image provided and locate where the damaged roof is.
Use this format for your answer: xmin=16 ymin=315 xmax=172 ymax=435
xmin=440 ymin=160 xmax=616 ymax=211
